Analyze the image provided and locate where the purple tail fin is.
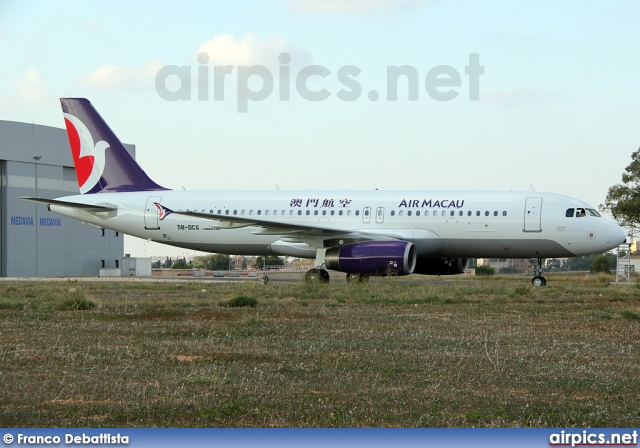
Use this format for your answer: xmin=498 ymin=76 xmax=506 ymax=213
xmin=61 ymin=98 xmax=168 ymax=194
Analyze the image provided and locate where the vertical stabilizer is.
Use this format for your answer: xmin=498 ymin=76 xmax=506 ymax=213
xmin=61 ymin=98 xmax=167 ymax=193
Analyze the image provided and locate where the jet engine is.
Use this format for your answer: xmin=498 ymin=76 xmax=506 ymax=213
xmin=413 ymin=257 xmax=470 ymax=275
xmin=325 ymin=241 xmax=416 ymax=276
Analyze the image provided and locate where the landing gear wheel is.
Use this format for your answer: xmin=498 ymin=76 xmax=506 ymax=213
xmin=305 ymin=269 xmax=319 ymax=282
xmin=531 ymin=275 xmax=546 ymax=287
xmin=305 ymin=269 xmax=330 ymax=283
xmin=346 ymin=272 xmax=370 ymax=283
xmin=262 ymin=275 xmax=269 ymax=285
xmin=530 ymin=257 xmax=547 ymax=287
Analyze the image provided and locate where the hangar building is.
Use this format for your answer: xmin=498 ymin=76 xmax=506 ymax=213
xmin=0 ymin=120 xmax=132 ymax=277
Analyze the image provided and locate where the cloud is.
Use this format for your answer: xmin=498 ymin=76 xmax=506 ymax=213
xmin=197 ymin=33 xmax=311 ymax=69
xmin=81 ymin=60 xmax=164 ymax=89
xmin=15 ymin=68 xmax=47 ymax=103
xmin=481 ymin=88 xmax=569 ymax=107
xmin=289 ymin=0 xmax=430 ymax=15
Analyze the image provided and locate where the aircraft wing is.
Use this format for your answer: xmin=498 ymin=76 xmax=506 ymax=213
xmin=168 ymin=208 xmax=401 ymax=242
xmin=170 ymin=209 xmax=352 ymax=236
xmin=20 ymin=197 xmax=117 ymax=212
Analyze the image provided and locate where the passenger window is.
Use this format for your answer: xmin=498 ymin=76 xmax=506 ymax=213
xmin=416 ymin=211 xmax=420 ymax=216
xmin=265 ymin=210 xmax=270 ymax=215
xmin=306 ymin=210 xmax=310 ymax=215
xmin=399 ymin=211 xmax=404 ymax=216
xmin=565 ymin=208 xmax=575 ymax=217
xmin=364 ymin=210 xmax=369 ymax=216
xmin=467 ymin=211 xmax=472 ymax=216
xmin=493 ymin=211 xmax=498 ymax=216
xmin=225 ymin=210 xmax=230 ymax=215
xmin=356 ymin=210 xmax=360 ymax=216
xmin=314 ymin=210 xmax=318 ymax=215
xmin=408 ymin=211 xmax=412 ymax=216
xmin=391 ymin=210 xmax=395 ymax=216
xmin=339 ymin=210 xmax=343 ymax=216
xmin=476 ymin=211 xmax=480 ymax=216
xmin=322 ymin=210 xmax=326 ymax=216
xmin=459 ymin=211 xmax=463 ymax=216
xmin=441 ymin=211 xmax=446 ymax=216
xmin=331 ymin=210 xmax=335 ymax=216
xmin=485 ymin=211 xmax=489 ymax=216
xmin=257 ymin=210 xmax=262 ymax=215
xmin=450 ymin=211 xmax=455 ymax=216
xmin=424 ymin=211 xmax=429 ymax=216
xmin=298 ymin=210 xmax=302 ymax=215
xmin=502 ymin=211 xmax=507 ymax=216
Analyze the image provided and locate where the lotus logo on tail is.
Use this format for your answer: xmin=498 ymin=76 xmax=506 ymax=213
xmin=154 ymin=203 xmax=174 ymax=221
xmin=63 ymin=113 xmax=109 ymax=194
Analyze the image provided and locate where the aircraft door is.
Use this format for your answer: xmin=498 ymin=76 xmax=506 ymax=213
xmin=524 ymin=197 xmax=543 ymax=232
xmin=144 ymin=196 xmax=163 ymax=230
xmin=362 ymin=207 xmax=371 ymax=223
xmin=376 ymin=207 xmax=385 ymax=224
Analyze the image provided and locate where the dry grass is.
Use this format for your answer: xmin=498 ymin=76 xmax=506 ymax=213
xmin=0 ymin=277 xmax=639 ymax=427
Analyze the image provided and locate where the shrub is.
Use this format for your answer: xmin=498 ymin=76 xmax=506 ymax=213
xmin=590 ymin=254 xmax=612 ymax=274
xmin=223 ymin=295 xmax=258 ymax=308
xmin=620 ymin=309 xmax=640 ymax=322
xmin=59 ymin=290 xmax=96 ymax=310
xmin=475 ymin=265 xmax=496 ymax=276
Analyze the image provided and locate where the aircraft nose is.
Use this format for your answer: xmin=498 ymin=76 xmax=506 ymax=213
xmin=606 ymin=222 xmax=627 ymax=247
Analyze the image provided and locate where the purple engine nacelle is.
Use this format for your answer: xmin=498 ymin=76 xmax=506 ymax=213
xmin=325 ymin=241 xmax=417 ymax=276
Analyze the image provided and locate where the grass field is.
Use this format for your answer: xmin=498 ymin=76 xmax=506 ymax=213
xmin=1 ymin=274 xmax=639 ymax=427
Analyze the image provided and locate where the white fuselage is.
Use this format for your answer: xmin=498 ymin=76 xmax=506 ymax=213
xmin=48 ymin=189 xmax=625 ymax=260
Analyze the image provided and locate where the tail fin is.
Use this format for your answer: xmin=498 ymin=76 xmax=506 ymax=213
xmin=61 ymin=98 xmax=168 ymax=194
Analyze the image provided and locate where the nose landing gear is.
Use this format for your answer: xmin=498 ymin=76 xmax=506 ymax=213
xmin=531 ymin=258 xmax=547 ymax=286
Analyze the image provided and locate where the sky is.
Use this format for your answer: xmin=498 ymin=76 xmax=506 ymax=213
xmin=1 ymin=0 xmax=639 ymax=257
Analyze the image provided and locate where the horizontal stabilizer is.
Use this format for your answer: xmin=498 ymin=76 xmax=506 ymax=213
xmin=20 ymin=197 xmax=116 ymax=212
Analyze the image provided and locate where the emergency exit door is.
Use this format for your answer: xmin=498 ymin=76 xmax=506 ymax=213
xmin=524 ymin=197 xmax=542 ymax=232
xmin=144 ymin=196 xmax=162 ymax=230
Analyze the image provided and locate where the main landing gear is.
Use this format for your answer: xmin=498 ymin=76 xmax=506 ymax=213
xmin=346 ymin=272 xmax=369 ymax=283
xmin=304 ymin=268 xmax=371 ymax=284
xmin=531 ymin=257 xmax=547 ymax=287
xmin=305 ymin=268 xmax=330 ymax=283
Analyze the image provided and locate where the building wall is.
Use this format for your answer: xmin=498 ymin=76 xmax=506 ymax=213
xmin=0 ymin=120 xmax=132 ymax=277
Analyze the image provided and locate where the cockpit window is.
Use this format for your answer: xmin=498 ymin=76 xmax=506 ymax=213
xmin=587 ymin=208 xmax=601 ymax=217
xmin=567 ymin=207 xmax=600 ymax=218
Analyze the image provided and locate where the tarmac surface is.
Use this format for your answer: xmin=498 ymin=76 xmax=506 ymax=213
xmin=0 ymin=270 xmax=532 ymax=286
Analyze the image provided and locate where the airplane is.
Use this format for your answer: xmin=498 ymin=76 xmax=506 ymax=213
xmin=22 ymin=98 xmax=626 ymax=286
